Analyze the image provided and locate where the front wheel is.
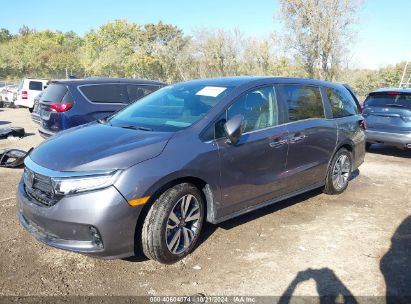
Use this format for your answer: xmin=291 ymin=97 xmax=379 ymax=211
xmin=323 ymin=148 xmax=352 ymax=195
xmin=142 ymin=183 xmax=204 ymax=264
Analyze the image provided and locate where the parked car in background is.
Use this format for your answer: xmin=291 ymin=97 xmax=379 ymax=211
xmin=0 ymin=85 xmax=7 ymax=105
xmin=33 ymin=78 xmax=165 ymax=138
xmin=0 ymin=86 xmax=5 ymax=107
xmin=0 ymin=84 xmax=18 ymax=105
xmin=18 ymin=77 xmax=365 ymax=263
xmin=5 ymin=85 xmax=18 ymax=103
xmin=31 ymin=91 xmax=44 ymax=124
xmin=362 ymin=88 xmax=411 ymax=149
xmin=15 ymin=79 xmax=48 ymax=111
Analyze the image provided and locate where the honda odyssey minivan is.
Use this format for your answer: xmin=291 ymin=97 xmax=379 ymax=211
xmin=17 ymin=77 xmax=365 ymax=264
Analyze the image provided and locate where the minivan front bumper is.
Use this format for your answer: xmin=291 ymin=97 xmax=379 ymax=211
xmin=17 ymin=181 xmax=143 ymax=259
xmin=366 ymin=129 xmax=411 ymax=149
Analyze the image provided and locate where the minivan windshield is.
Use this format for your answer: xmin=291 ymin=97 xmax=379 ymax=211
xmin=108 ymin=83 xmax=234 ymax=132
xmin=365 ymin=93 xmax=411 ymax=110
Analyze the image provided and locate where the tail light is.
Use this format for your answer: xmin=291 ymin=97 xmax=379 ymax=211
xmin=22 ymin=91 xmax=28 ymax=99
xmin=50 ymin=102 xmax=72 ymax=112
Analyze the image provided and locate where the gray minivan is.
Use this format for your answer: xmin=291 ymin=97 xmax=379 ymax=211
xmin=17 ymin=77 xmax=365 ymax=264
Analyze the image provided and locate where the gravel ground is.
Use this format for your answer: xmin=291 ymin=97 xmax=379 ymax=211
xmin=0 ymin=107 xmax=410 ymax=300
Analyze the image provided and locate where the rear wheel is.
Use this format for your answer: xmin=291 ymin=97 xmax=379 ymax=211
xmin=28 ymin=107 xmax=33 ymax=113
xmin=365 ymin=142 xmax=372 ymax=150
xmin=323 ymin=148 xmax=352 ymax=195
xmin=141 ymin=183 xmax=204 ymax=264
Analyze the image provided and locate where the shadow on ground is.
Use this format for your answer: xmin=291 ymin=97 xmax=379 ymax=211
xmin=380 ymin=215 xmax=411 ymax=304
xmin=125 ymin=187 xmax=325 ymax=263
xmin=125 ymin=169 xmax=363 ymax=263
xmin=278 ymin=267 xmax=358 ymax=304
xmin=276 ymin=215 xmax=411 ymax=303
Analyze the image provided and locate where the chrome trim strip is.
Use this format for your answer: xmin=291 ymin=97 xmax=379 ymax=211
xmin=24 ymin=156 xmax=116 ymax=178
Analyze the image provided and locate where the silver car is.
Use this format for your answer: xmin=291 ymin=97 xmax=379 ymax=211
xmin=363 ymin=88 xmax=411 ymax=150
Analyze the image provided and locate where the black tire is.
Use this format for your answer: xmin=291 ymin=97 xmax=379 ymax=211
xmin=142 ymin=183 xmax=205 ymax=264
xmin=28 ymin=107 xmax=33 ymax=113
xmin=365 ymin=142 xmax=372 ymax=150
xmin=323 ymin=148 xmax=352 ymax=195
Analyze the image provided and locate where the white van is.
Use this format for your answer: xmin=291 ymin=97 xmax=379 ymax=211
xmin=15 ymin=79 xmax=48 ymax=111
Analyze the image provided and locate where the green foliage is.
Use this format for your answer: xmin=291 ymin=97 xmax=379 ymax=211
xmin=339 ymin=62 xmax=405 ymax=101
xmin=0 ymin=19 xmax=406 ymax=101
xmin=0 ymin=28 xmax=12 ymax=43
xmin=0 ymin=29 xmax=83 ymax=79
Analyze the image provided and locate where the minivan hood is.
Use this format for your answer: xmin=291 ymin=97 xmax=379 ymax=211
xmin=30 ymin=123 xmax=173 ymax=171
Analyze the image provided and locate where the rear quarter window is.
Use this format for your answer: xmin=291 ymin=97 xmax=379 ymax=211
xmin=127 ymin=85 xmax=160 ymax=103
xmin=79 ymin=84 xmax=128 ymax=104
xmin=325 ymin=87 xmax=359 ymax=118
xmin=29 ymin=81 xmax=43 ymax=91
xmin=277 ymin=85 xmax=324 ymax=122
xmin=41 ymin=84 xmax=68 ymax=102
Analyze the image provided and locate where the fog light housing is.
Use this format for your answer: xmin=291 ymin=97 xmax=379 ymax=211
xmin=89 ymin=226 xmax=103 ymax=248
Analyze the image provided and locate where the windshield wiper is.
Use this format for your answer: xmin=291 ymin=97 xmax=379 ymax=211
xmin=97 ymin=118 xmax=112 ymax=126
xmin=385 ymin=104 xmax=408 ymax=109
xmin=118 ymin=125 xmax=153 ymax=131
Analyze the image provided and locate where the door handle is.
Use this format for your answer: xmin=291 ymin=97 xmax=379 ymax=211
xmin=269 ymin=138 xmax=287 ymax=148
xmin=289 ymin=133 xmax=306 ymax=143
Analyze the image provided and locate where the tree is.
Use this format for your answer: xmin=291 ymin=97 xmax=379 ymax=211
xmin=277 ymin=0 xmax=361 ymax=80
xmin=0 ymin=29 xmax=83 ymax=79
xmin=134 ymin=22 xmax=186 ymax=81
xmin=240 ymin=35 xmax=277 ymax=75
xmin=0 ymin=28 xmax=12 ymax=43
xmin=18 ymin=25 xmax=32 ymax=36
xmin=153 ymin=35 xmax=193 ymax=82
xmin=192 ymin=28 xmax=244 ymax=78
xmin=81 ymin=20 xmax=141 ymax=77
xmin=81 ymin=20 xmax=185 ymax=80
xmin=340 ymin=62 xmax=406 ymax=101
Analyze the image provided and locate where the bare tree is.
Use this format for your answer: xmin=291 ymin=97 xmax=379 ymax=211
xmin=277 ymin=0 xmax=361 ymax=80
xmin=192 ymin=28 xmax=244 ymax=78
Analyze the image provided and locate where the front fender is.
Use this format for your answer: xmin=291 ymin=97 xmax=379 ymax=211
xmin=113 ymin=136 xmax=222 ymax=218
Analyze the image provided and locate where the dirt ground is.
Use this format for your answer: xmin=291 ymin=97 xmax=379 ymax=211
xmin=0 ymin=107 xmax=410 ymax=300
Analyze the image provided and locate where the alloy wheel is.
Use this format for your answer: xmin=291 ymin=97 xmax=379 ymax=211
xmin=165 ymin=194 xmax=201 ymax=254
xmin=332 ymin=154 xmax=351 ymax=191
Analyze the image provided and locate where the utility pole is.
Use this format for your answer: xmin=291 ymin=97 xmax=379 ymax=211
xmin=399 ymin=61 xmax=411 ymax=88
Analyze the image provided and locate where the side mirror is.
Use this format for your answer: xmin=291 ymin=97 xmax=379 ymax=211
xmin=224 ymin=114 xmax=245 ymax=145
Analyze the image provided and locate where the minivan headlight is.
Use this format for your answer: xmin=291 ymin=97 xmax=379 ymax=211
xmin=51 ymin=171 xmax=121 ymax=195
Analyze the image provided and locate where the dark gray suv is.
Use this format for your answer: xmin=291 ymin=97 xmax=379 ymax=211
xmin=17 ymin=77 xmax=365 ymax=264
